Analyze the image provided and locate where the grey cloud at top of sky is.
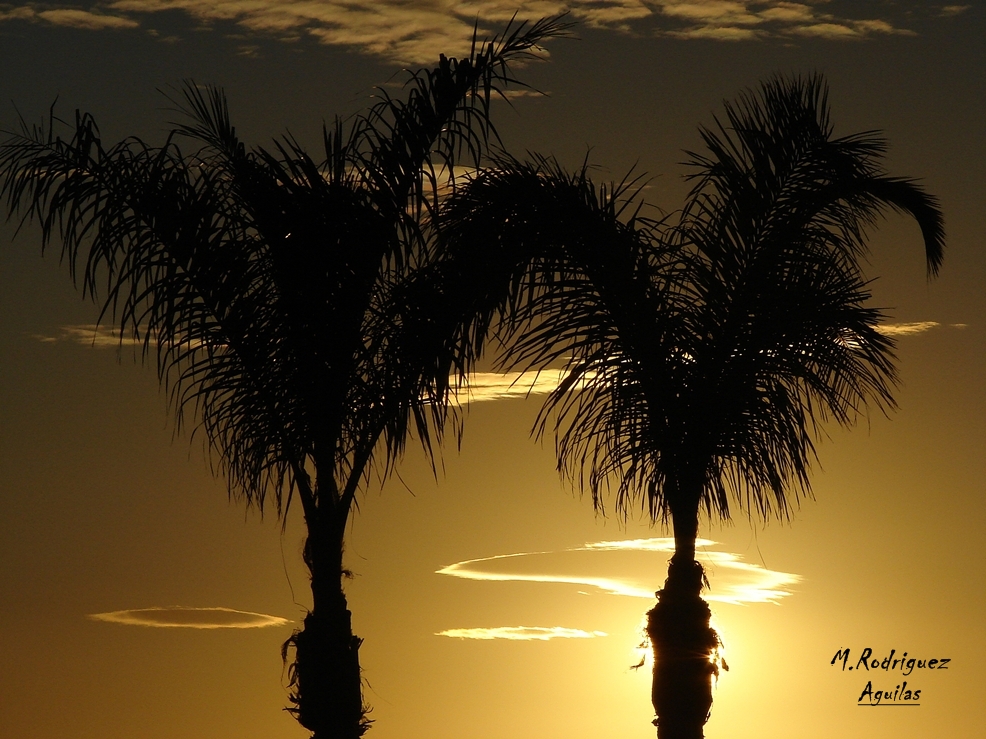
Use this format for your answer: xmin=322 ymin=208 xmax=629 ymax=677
xmin=0 ymin=2 xmax=956 ymax=64
xmin=438 ymin=537 xmax=801 ymax=605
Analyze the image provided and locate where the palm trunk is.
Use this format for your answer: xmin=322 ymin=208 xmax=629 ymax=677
xmin=284 ymin=513 xmax=369 ymax=739
xmin=645 ymin=496 xmax=721 ymax=739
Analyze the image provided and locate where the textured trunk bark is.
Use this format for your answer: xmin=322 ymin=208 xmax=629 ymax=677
xmin=645 ymin=495 xmax=721 ymax=739
xmin=284 ymin=515 xmax=369 ymax=739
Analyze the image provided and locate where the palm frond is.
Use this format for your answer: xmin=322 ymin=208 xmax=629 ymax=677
xmin=429 ymin=155 xmax=688 ymax=518
xmin=355 ymin=15 xmax=572 ymax=225
xmin=0 ymin=17 xmax=572 ymax=524
xmin=424 ymin=75 xmax=944 ymax=529
xmin=661 ymin=73 xmax=941 ymax=522
xmin=684 ymin=74 xmax=944 ymax=276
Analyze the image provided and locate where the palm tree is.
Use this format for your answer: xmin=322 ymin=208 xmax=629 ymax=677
xmin=0 ymin=17 xmax=567 ymax=739
xmin=433 ymin=75 xmax=944 ymax=739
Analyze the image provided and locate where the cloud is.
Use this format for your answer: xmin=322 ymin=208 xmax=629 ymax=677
xmin=437 ymin=626 xmax=607 ymax=640
xmin=939 ymin=5 xmax=970 ymax=17
xmin=787 ymin=21 xmax=858 ymax=38
xmin=33 ymin=324 xmax=142 ymax=347
xmin=668 ymin=24 xmax=760 ymax=40
xmin=876 ymin=321 xmax=940 ymax=336
xmin=438 ymin=537 xmax=800 ymax=605
xmin=0 ymin=5 xmax=38 ymax=21
xmin=38 ymin=7 xmax=138 ymax=28
xmin=33 ymin=323 xmax=208 ymax=349
xmin=873 ymin=321 xmax=970 ymax=337
xmin=0 ymin=5 xmax=137 ymax=29
xmin=787 ymin=19 xmax=915 ymax=39
xmin=499 ymin=88 xmax=551 ymax=99
xmin=30 ymin=329 xmax=583 ymax=400
xmin=653 ymin=1 xmax=915 ymax=41
xmin=88 ymin=606 xmax=291 ymax=628
xmin=0 ymin=1 xmax=925 ymax=62
xmin=875 ymin=321 xmax=951 ymax=336
xmin=44 ymin=321 xmax=964 ymax=365
xmin=758 ymin=3 xmax=815 ymax=23
xmin=661 ymin=2 xmax=761 ymax=26
xmin=104 ymin=0 xmax=573 ymax=63
xmin=451 ymin=369 xmax=588 ymax=402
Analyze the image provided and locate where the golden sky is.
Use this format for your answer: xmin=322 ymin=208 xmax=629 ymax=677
xmin=1 ymin=3 xmax=983 ymax=739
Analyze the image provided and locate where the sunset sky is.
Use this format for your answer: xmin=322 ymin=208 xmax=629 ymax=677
xmin=1 ymin=3 xmax=983 ymax=739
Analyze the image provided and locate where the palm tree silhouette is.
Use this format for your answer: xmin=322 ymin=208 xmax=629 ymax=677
xmin=0 ymin=18 xmax=567 ymax=739
xmin=433 ymin=75 xmax=944 ymax=739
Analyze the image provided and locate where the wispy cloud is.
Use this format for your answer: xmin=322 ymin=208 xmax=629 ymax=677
xmin=438 ymin=537 xmax=800 ymax=605
xmin=670 ymin=23 xmax=759 ymax=40
xmin=437 ymin=625 xmax=607 ymax=640
xmin=88 ymin=606 xmax=291 ymax=628
xmin=33 ymin=324 xmax=141 ymax=347
xmin=32 ymin=330 xmax=578 ymax=399
xmin=657 ymin=1 xmax=916 ymax=41
xmin=0 ymin=5 xmax=136 ymax=29
xmin=33 ymin=323 xmax=211 ymax=349
xmin=661 ymin=1 xmax=761 ymax=26
xmin=451 ymin=369 xmax=588 ymax=402
xmin=875 ymin=321 xmax=969 ymax=336
xmin=500 ymin=88 xmax=552 ymax=99
xmin=0 ymin=1 xmax=927 ymax=62
xmin=39 ymin=7 xmax=138 ymax=28
xmin=105 ymin=0 xmax=577 ymax=63
xmin=939 ymin=5 xmax=970 ymax=17
xmin=41 ymin=320 xmax=965 ymax=362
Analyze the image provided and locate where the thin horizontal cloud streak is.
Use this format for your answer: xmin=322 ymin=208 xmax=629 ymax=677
xmin=42 ymin=322 xmax=961 ymax=368
xmin=39 ymin=7 xmax=138 ymax=28
xmin=451 ymin=369 xmax=591 ymax=402
xmin=89 ymin=606 xmax=291 ymax=628
xmin=34 ymin=324 xmax=142 ymax=347
xmin=939 ymin=5 xmax=970 ymax=17
xmin=0 ymin=2 xmax=927 ymax=61
xmin=875 ymin=321 xmax=969 ymax=336
xmin=0 ymin=5 xmax=137 ymax=28
xmin=437 ymin=625 xmax=607 ymax=640
xmin=33 ymin=323 xmax=210 ymax=349
xmin=669 ymin=24 xmax=759 ymax=40
xmin=438 ymin=537 xmax=800 ymax=605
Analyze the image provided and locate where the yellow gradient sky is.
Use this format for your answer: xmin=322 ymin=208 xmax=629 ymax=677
xmin=1 ymin=3 xmax=983 ymax=739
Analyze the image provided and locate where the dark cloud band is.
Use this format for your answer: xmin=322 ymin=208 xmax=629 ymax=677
xmin=0 ymin=2 xmax=940 ymax=64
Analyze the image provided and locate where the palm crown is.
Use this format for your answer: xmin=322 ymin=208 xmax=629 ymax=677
xmin=0 ymin=17 xmax=570 ymax=739
xmin=430 ymin=74 xmax=943 ymax=739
